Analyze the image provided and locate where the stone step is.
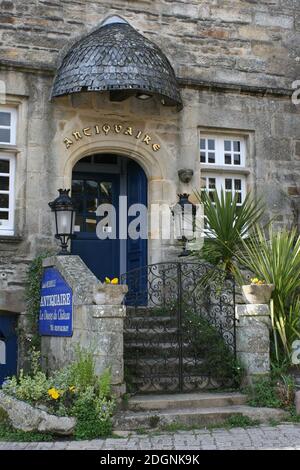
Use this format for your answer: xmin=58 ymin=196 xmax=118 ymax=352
xmin=125 ymin=358 xmax=205 ymax=375
xmin=125 ymin=375 xmax=228 ymax=393
xmin=126 ymin=307 xmax=176 ymax=318
xmin=127 ymin=392 xmax=248 ymax=411
xmin=125 ymin=317 xmax=177 ymax=329
xmin=113 ymin=405 xmax=288 ymax=431
xmin=124 ymin=328 xmax=178 ymax=342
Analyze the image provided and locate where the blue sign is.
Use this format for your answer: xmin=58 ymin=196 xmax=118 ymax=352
xmin=39 ymin=268 xmax=73 ymax=337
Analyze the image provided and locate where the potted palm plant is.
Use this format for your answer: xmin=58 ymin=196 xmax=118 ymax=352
xmin=242 ymin=277 xmax=274 ymax=304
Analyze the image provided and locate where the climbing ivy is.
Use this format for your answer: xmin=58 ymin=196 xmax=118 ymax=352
xmin=25 ymin=252 xmax=53 ymax=349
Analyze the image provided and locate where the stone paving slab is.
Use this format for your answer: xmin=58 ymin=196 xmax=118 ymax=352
xmin=0 ymin=424 xmax=300 ymax=450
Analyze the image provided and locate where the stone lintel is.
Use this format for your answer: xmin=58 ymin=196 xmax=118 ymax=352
xmin=89 ymin=305 xmax=126 ymax=319
xmin=236 ymin=303 xmax=270 ymax=318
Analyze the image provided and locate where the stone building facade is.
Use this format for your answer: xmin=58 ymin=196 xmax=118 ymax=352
xmin=0 ymin=0 xmax=299 ymax=375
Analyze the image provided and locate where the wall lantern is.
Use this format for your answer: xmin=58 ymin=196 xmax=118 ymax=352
xmin=48 ymin=189 xmax=76 ymax=255
xmin=172 ymin=193 xmax=196 ymax=257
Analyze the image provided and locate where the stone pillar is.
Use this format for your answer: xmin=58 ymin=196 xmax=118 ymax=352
xmin=40 ymin=256 xmax=127 ymax=397
xmin=236 ymin=304 xmax=271 ymax=385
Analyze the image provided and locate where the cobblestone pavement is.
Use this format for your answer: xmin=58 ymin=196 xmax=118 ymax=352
xmin=0 ymin=424 xmax=300 ymax=450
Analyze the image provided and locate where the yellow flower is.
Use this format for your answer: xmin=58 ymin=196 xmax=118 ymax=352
xmin=251 ymin=278 xmax=265 ymax=285
xmin=48 ymin=387 xmax=60 ymax=400
xmin=69 ymin=386 xmax=76 ymax=393
xmin=105 ymin=277 xmax=119 ymax=284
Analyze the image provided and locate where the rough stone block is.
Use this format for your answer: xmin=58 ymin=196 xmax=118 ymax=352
xmin=0 ymin=391 xmax=76 ymax=435
xmin=295 ymin=390 xmax=300 ymax=416
xmin=238 ymin=352 xmax=270 ymax=375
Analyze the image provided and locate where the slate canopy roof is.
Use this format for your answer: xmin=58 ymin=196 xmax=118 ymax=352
xmin=51 ymin=16 xmax=183 ymax=110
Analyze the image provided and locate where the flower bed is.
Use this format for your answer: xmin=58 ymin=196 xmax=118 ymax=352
xmin=0 ymin=347 xmax=116 ymax=439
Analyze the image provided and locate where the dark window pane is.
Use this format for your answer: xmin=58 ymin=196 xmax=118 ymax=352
xmin=225 ymin=154 xmax=231 ymax=164
xmin=0 ymin=193 xmax=9 ymax=208
xmin=72 ymin=179 xmax=84 ymax=196
xmin=85 ymin=180 xmax=98 ymax=195
xmin=79 ymin=156 xmax=92 ymax=163
xmin=224 ymin=140 xmax=231 ymax=151
xmin=0 ymin=128 xmax=10 ymax=143
xmin=225 ymin=179 xmax=232 ymax=190
xmin=234 ymin=179 xmax=242 ymax=190
xmin=233 ymin=141 xmax=240 ymax=152
xmin=86 ymin=196 xmax=97 ymax=213
xmin=0 ymin=160 xmax=9 ymax=173
xmin=208 ymin=178 xmax=216 ymax=189
xmin=0 ymin=112 xmax=11 ymax=126
xmin=94 ymin=154 xmax=117 ymax=164
xmin=99 ymin=182 xmax=112 ymax=205
xmin=234 ymin=154 xmax=241 ymax=165
xmin=73 ymin=197 xmax=84 ymax=214
xmin=74 ymin=214 xmax=84 ymax=232
xmin=0 ymin=176 xmax=9 ymax=191
xmin=200 ymin=152 xmax=206 ymax=163
xmin=86 ymin=217 xmax=97 ymax=233
xmin=200 ymin=139 xmax=206 ymax=149
xmin=0 ymin=211 xmax=8 ymax=220
xmin=236 ymin=193 xmax=242 ymax=204
xmin=209 ymin=191 xmax=215 ymax=201
xmin=208 ymin=152 xmax=215 ymax=163
xmin=208 ymin=139 xmax=215 ymax=150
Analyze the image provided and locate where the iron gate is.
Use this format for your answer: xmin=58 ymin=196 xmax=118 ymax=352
xmin=121 ymin=262 xmax=237 ymax=394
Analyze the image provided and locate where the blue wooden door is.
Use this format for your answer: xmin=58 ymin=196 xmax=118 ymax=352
xmin=71 ymin=173 xmax=120 ymax=282
xmin=0 ymin=315 xmax=18 ymax=386
xmin=126 ymin=160 xmax=148 ymax=300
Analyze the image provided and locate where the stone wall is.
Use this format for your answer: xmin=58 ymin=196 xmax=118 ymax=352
xmin=0 ymin=0 xmax=299 ymax=89
xmin=41 ymin=255 xmax=127 ymax=396
xmin=0 ymin=1 xmax=299 ymax=371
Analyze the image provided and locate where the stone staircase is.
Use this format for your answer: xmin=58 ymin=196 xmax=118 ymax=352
xmin=113 ymin=392 xmax=288 ymax=431
xmin=124 ymin=307 xmax=227 ymax=393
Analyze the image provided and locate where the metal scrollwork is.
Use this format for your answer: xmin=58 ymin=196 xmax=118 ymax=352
xmin=121 ymin=262 xmax=237 ymax=394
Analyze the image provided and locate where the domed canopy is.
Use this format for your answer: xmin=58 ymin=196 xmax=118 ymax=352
xmin=51 ymin=16 xmax=183 ymax=110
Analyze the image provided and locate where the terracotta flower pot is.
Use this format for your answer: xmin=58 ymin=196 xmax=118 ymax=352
xmin=242 ymin=284 xmax=274 ymax=304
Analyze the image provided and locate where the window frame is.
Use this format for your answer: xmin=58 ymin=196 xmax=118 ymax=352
xmin=200 ymin=173 xmax=247 ymax=205
xmin=0 ymin=107 xmax=17 ymax=146
xmin=200 ymin=134 xmax=246 ymax=168
xmin=0 ymin=154 xmax=16 ymax=235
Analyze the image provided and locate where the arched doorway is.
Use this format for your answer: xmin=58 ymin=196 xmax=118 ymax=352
xmin=71 ymin=154 xmax=147 ymax=282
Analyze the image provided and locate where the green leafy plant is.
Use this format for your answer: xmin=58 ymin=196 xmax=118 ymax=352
xmin=248 ymin=373 xmax=295 ymax=410
xmin=25 ymin=251 xmax=53 ymax=348
xmin=1 ymin=347 xmax=116 ymax=439
xmin=193 ymin=189 xmax=264 ymax=281
xmin=248 ymin=377 xmax=282 ymax=408
xmin=71 ymin=386 xmax=114 ymax=439
xmin=182 ymin=309 xmax=243 ymax=387
xmin=2 ymin=348 xmax=49 ymax=404
xmin=238 ymin=225 xmax=300 ymax=361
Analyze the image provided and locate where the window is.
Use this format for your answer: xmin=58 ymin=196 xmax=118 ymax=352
xmin=0 ymin=108 xmax=17 ymax=145
xmin=200 ymin=135 xmax=245 ymax=167
xmin=200 ymin=134 xmax=247 ymax=205
xmin=0 ymin=155 xmax=15 ymax=235
xmin=201 ymin=173 xmax=246 ymax=205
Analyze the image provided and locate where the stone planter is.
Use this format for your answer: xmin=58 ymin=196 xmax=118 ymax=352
xmin=93 ymin=283 xmax=128 ymax=305
xmin=0 ymin=391 xmax=76 ymax=435
xmin=242 ymin=284 xmax=274 ymax=304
